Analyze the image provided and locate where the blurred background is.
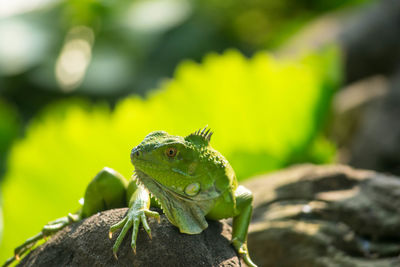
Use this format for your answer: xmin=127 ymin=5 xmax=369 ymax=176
xmin=2 ymin=0 xmax=400 ymax=263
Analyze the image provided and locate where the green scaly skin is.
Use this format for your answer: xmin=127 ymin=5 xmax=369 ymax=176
xmin=4 ymin=127 xmax=257 ymax=267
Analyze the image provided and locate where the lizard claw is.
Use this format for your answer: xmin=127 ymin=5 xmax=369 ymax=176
xmin=232 ymin=237 xmax=257 ymax=267
xmin=109 ymin=208 xmax=159 ymax=259
xmin=144 ymin=210 xmax=160 ymax=223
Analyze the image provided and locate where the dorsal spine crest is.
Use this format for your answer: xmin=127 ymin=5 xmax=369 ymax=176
xmin=185 ymin=126 xmax=213 ymax=145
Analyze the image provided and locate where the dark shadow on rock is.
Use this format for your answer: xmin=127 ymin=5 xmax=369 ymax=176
xmin=348 ymin=71 xmax=400 ymax=175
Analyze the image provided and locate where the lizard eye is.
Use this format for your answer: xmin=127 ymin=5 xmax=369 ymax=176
xmin=166 ymin=147 xmax=177 ymax=158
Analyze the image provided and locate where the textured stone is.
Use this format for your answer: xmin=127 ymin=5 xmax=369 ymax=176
xmin=245 ymin=164 xmax=400 ymax=267
xmin=17 ymin=208 xmax=241 ymax=267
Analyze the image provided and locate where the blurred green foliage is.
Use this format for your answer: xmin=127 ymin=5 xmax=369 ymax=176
xmin=0 ymin=99 xmax=20 ymax=249
xmin=196 ymin=0 xmax=371 ymax=49
xmin=0 ymin=0 xmax=368 ymax=108
xmin=0 ymin=100 xmax=20 ymax=175
xmin=0 ymin=48 xmax=340 ymax=261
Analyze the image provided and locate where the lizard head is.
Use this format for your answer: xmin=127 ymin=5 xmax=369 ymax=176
xmin=131 ymin=127 xmax=234 ymax=233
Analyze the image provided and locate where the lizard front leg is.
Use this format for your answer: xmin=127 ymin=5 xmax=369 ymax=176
xmin=3 ymin=213 xmax=80 ymax=267
xmin=232 ymin=185 xmax=257 ymax=267
xmin=109 ymin=178 xmax=160 ymax=258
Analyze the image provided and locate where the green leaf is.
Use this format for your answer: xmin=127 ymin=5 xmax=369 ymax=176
xmin=0 ymin=47 xmax=341 ymax=261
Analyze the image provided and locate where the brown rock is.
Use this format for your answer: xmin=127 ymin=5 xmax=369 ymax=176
xmin=244 ymin=164 xmax=400 ymax=267
xmin=348 ymin=71 xmax=400 ymax=175
xmin=17 ymin=208 xmax=241 ymax=267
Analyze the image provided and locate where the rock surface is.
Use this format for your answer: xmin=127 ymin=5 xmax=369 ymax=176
xmin=244 ymin=164 xmax=400 ymax=267
xmin=17 ymin=208 xmax=241 ymax=267
xmin=348 ymin=71 xmax=400 ymax=175
xmin=18 ymin=165 xmax=400 ymax=267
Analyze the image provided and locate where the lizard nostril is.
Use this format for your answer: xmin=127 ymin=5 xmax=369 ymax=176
xmin=136 ymin=151 xmax=140 ymax=156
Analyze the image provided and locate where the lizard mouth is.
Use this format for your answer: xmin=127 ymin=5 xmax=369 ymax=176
xmin=133 ymin=168 xmax=215 ymax=234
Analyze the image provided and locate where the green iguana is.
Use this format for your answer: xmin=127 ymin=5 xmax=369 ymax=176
xmin=4 ymin=127 xmax=257 ymax=267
